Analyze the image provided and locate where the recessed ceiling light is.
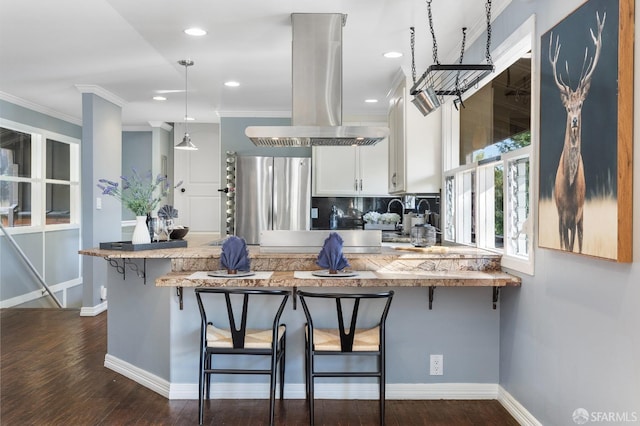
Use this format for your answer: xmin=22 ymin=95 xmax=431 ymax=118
xmin=224 ymin=81 xmax=240 ymax=87
xmin=365 ymin=99 xmax=378 ymax=103
xmin=153 ymin=96 xmax=167 ymax=101
xmin=184 ymin=27 xmax=207 ymax=36
xmin=383 ymin=51 xmax=403 ymax=59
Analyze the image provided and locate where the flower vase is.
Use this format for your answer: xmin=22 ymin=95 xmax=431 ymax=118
xmin=132 ymin=215 xmax=151 ymax=244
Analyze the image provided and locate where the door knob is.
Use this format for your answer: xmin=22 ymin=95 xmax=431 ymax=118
xmin=181 ymin=188 xmax=186 ymax=193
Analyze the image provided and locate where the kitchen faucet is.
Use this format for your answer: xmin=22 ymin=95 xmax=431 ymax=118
xmin=387 ymin=198 xmax=405 ymax=217
xmin=417 ymin=199 xmax=431 ymax=214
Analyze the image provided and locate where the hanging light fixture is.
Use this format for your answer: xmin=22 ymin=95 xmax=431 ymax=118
xmin=175 ymin=59 xmax=198 ymax=150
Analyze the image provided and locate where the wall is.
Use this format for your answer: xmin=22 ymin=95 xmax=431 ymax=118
xmin=122 ymin=131 xmax=153 ymax=220
xmin=483 ymin=1 xmax=640 ymax=424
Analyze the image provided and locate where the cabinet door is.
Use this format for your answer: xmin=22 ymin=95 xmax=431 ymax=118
xmin=312 ymin=145 xmax=358 ymax=196
xmin=358 ymin=139 xmax=389 ymax=196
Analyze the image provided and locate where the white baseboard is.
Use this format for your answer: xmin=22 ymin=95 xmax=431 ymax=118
xmin=103 ymin=355 xmax=501 ymax=402
xmin=105 ymin=353 xmax=541 ymax=425
xmin=80 ymin=300 xmax=107 ymax=316
xmin=498 ymin=386 xmax=542 ymax=426
xmin=104 ymin=354 xmax=171 ymax=398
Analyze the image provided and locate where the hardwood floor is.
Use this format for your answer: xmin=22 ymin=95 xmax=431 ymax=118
xmin=0 ymin=309 xmax=519 ymax=425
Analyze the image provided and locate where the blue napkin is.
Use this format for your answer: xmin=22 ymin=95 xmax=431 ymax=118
xmin=220 ymin=236 xmax=251 ymax=271
xmin=316 ymin=232 xmax=350 ymax=272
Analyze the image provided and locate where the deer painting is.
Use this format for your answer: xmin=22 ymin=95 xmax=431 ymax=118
xmin=548 ymin=12 xmax=605 ymax=253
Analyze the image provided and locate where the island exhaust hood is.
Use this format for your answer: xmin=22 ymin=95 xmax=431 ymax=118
xmin=245 ymin=13 xmax=389 ymax=147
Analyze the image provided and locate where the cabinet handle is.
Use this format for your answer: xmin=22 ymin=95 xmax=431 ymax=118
xmin=391 ymin=173 xmax=396 ymax=187
xmin=359 ymin=179 xmax=362 ymax=191
xmin=354 ymin=179 xmax=358 ymax=191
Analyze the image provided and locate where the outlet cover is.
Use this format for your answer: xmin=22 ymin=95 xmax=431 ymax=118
xmin=430 ymin=354 xmax=443 ymax=375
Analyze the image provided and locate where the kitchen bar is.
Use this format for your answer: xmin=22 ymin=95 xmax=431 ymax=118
xmin=80 ymin=234 xmax=520 ymax=401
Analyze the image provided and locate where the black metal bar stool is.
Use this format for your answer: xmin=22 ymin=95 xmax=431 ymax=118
xmin=195 ymin=288 xmax=289 ymax=425
xmin=297 ymin=289 xmax=394 ymax=425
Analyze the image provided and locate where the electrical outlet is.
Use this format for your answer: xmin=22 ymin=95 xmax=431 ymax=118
xmin=430 ymin=354 xmax=443 ymax=375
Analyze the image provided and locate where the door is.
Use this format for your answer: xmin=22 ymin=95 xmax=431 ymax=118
xmin=234 ymin=156 xmax=273 ymax=245
xmin=273 ymin=157 xmax=311 ymax=231
xmin=173 ymin=123 xmax=221 ymax=233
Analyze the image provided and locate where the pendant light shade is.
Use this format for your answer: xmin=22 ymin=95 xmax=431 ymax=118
xmin=175 ymin=59 xmax=197 ymax=150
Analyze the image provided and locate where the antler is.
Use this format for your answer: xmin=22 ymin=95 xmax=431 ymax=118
xmin=578 ymin=11 xmax=606 ymax=89
xmin=548 ymin=32 xmax=569 ymax=94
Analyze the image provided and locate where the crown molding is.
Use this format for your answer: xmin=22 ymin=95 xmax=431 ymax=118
xmin=75 ymin=84 xmax=126 ymax=108
xmin=0 ymin=91 xmax=82 ymax=126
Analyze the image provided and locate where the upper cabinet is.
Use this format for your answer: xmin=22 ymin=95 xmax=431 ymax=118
xmin=388 ymin=72 xmax=442 ymax=194
xmin=312 ymin=129 xmax=389 ymax=196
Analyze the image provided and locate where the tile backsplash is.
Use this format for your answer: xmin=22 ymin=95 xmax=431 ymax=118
xmin=312 ymin=194 xmax=440 ymax=230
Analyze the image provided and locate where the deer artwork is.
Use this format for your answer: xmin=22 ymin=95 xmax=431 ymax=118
xmin=548 ymin=12 xmax=605 ymax=253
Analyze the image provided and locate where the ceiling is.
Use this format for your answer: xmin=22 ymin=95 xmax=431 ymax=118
xmin=0 ymin=0 xmax=509 ymax=128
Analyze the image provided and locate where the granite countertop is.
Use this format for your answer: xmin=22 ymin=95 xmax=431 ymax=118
xmin=79 ymin=233 xmax=521 ymax=289
xmin=156 ymin=269 xmax=521 ymax=288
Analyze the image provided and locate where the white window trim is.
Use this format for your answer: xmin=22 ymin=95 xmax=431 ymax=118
xmin=441 ymin=16 xmax=536 ymax=276
xmin=0 ymin=118 xmax=81 ymax=233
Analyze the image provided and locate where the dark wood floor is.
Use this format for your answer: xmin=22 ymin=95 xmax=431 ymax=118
xmin=0 ymin=309 xmax=519 ymax=425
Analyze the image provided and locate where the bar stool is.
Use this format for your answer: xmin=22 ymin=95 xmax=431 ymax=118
xmin=297 ymin=289 xmax=394 ymax=425
xmin=194 ymin=288 xmax=289 ymax=425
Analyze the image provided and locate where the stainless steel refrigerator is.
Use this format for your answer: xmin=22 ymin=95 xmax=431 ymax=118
xmin=234 ymin=156 xmax=311 ymax=244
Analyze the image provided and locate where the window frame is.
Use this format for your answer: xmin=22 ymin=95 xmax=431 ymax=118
xmin=442 ymin=16 xmax=536 ymax=276
xmin=1 ymin=118 xmax=80 ymax=234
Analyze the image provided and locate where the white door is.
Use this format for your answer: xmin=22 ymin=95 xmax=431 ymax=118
xmin=173 ymin=123 xmax=221 ymax=233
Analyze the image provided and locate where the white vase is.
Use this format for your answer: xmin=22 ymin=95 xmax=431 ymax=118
xmin=131 ymin=215 xmax=151 ymax=244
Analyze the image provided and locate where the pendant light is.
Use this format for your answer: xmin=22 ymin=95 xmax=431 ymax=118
xmin=175 ymin=59 xmax=198 ymax=150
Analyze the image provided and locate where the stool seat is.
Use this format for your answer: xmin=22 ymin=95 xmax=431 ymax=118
xmin=207 ymin=324 xmax=286 ymax=349
xmin=309 ymin=326 xmax=381 ymax=352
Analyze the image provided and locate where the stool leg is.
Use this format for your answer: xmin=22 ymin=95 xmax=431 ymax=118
xmin=279 ymin=333 xmax=286 ymax=400
xmin=380 ymin=351 xmax=386 ymax=426
xmin=308 ymin=349 xmax=315 ymax=426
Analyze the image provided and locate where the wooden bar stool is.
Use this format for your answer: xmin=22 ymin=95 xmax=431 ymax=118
xmin=297 ymin=289 xmax=394 ymax=425
xmin=195 ymin=288 xmax=289 ymax=425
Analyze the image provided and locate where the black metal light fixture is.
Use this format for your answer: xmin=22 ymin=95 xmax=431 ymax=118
xmin=410 ymin=0 xmax=495 ymax=116
xmin=175 ymin=59 xmax=198 ymax=150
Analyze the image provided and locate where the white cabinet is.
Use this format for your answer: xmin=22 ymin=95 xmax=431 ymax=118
xmin=388 ymin=73 xmax=442 ymax=194
xmin=312 ymin=136 xmax=389 ymax=196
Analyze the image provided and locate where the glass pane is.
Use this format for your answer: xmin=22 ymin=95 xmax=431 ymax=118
xmin=0 ymin=127 xmax=32 ymax=178
xmin=0 ymin=181 xmax=31 ymax=227
xmin=508 ymin=157 xmax=530 ymax=257
xmin=460 ymin=170 xmax=475 ymax=245
xmin=494 ymin=164 xmax=504 ymax=248
xmin=444 ymin=176 xmax=455 ymax=241
xmin=46 ymin=139 xmax=70 ymax=181
xmin=459 ymin=57 xmax=531 ymax=165
xmin=46 ymin=183 xmax=70 ymax=224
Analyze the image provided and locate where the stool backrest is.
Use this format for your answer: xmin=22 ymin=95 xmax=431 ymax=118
xmin=297 ymin=290 xmax=394 ymax=352
xmin=195 ymin=288 xmax=289 ymax=349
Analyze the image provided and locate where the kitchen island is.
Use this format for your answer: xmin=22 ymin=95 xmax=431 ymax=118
xmin=80 ymin=238 xmax=520 ymax=400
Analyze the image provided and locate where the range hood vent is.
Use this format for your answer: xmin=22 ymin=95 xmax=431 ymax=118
xmin=246 ymin=13 xmax=389 ymax=147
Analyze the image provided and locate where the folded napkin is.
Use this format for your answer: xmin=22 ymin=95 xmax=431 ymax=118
xmin=220 ymin=236 xmax=251 ymax=272
xmin=158 ymin=204 xmax=178 ymax=219
xmin=316 ymin=232 xmax=350 ymax=272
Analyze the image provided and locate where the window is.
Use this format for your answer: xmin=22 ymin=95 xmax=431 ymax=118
xmin=0 ymin=123 xmax=79 ymax=229
xmin=443 ymin=18 xmax=535 ymax=275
